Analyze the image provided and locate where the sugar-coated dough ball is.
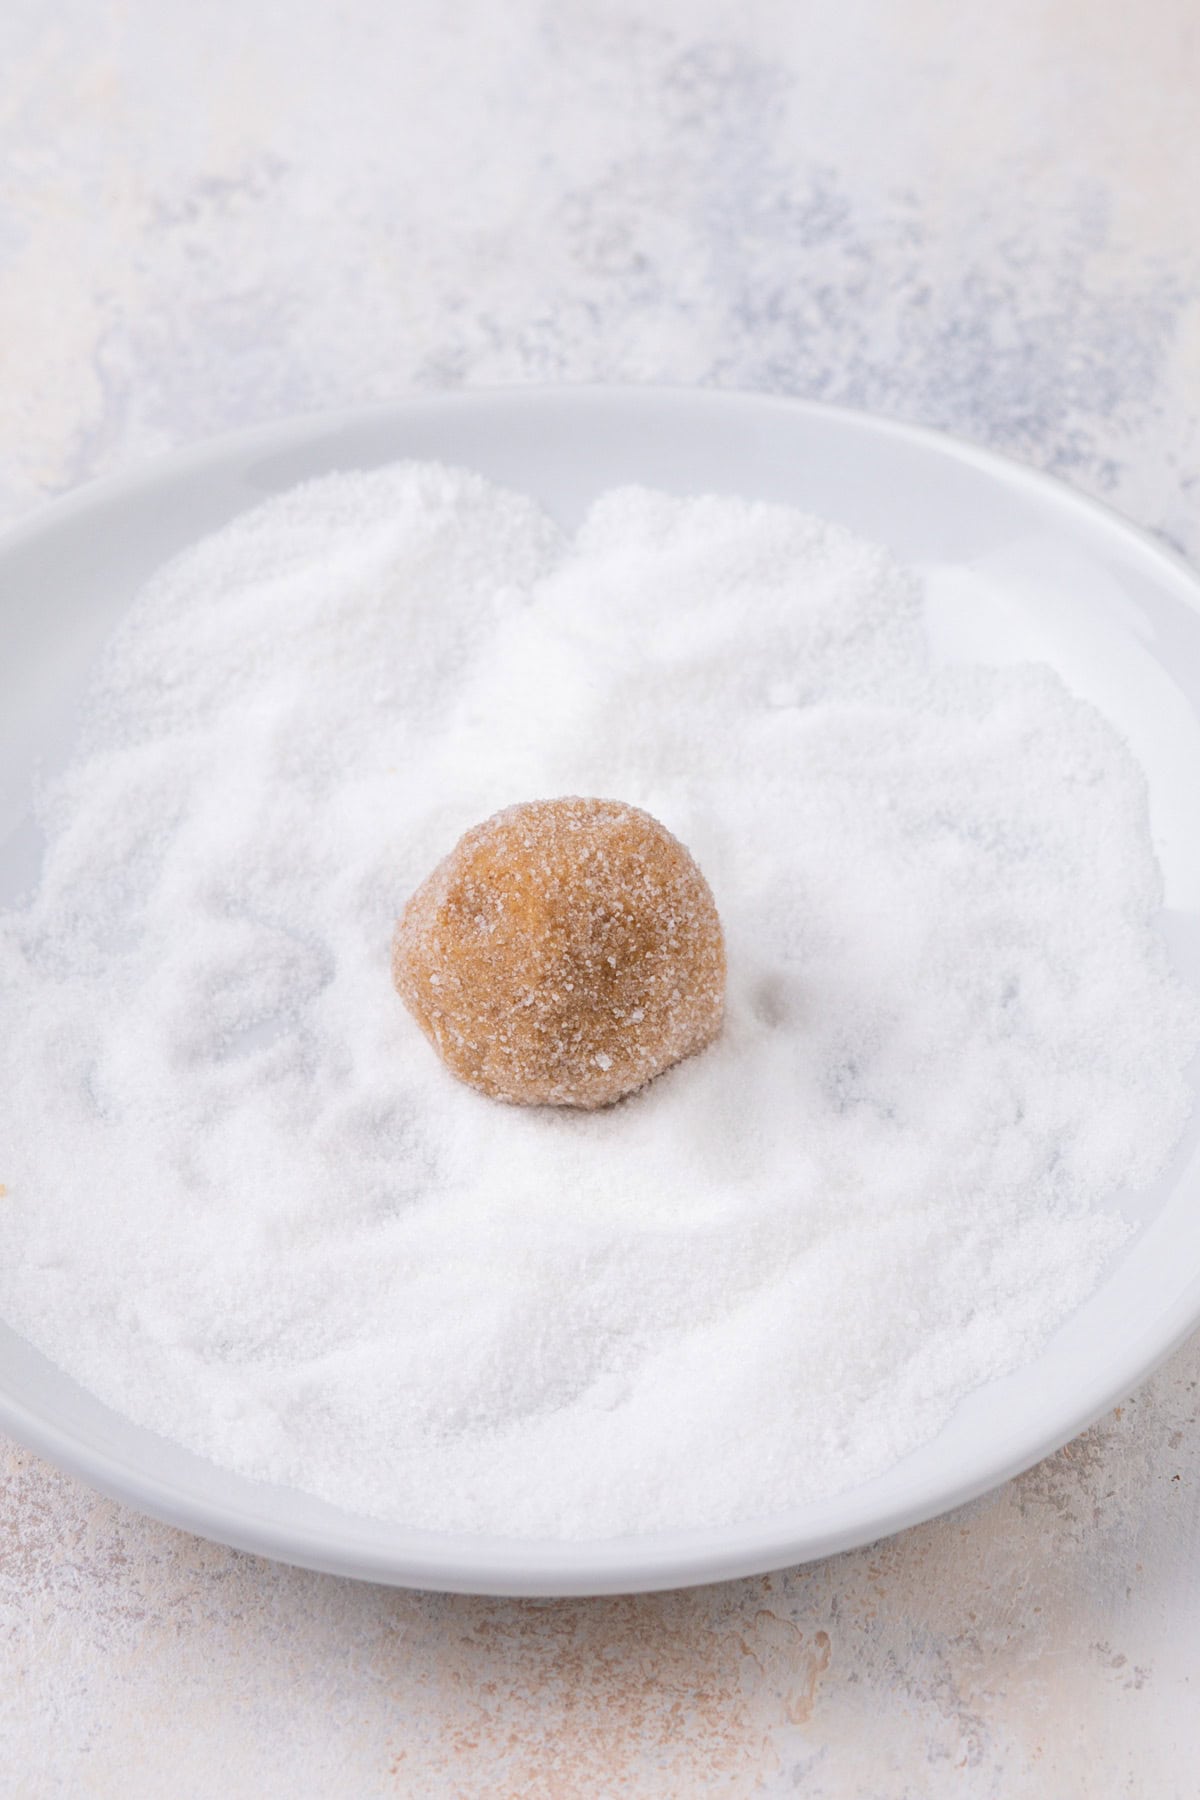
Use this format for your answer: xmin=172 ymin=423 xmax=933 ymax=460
xmin=393 ymin=797 xmax=726 ymax=1108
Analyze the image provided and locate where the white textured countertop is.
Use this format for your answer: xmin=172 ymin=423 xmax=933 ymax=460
xmin=3 ymin=3 xmax=1200 ymax=1793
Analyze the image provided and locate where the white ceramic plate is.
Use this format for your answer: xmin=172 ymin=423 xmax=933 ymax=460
xmin=3 ymin=388 xmax=1200 ymax=1596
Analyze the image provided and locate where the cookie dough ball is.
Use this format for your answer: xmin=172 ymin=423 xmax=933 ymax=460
xmin=393 ymin=797 xmax=725 ymax=1108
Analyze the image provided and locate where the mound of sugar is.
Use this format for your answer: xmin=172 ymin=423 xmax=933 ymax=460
xmin=0 ymin=464 xmax=1196 ymax=1539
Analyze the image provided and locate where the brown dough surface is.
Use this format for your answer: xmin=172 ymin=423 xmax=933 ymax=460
xmin=393 ymin=797 xmax=725 ymax=1107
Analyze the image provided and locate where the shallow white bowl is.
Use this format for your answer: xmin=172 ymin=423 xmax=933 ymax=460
xmin=2 ymin=387 xmax=1200 ymax=1595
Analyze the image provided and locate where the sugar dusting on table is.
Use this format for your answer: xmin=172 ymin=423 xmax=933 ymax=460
xmin=0 ymin=464 xmax=1196 ymax=1539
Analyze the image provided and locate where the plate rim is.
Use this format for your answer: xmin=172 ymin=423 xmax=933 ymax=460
xmin=3 ymin=383 xmax=1200 ymax=1596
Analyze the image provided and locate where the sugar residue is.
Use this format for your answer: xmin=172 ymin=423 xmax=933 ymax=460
xmin=0 ymin=464 xmax=1196 ymax=1539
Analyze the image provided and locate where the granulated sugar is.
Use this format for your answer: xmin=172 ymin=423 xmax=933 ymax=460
xmin=1 ymin=464 xmax=1196 ymax=1539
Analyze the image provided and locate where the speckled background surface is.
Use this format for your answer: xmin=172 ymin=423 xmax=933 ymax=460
xmin=3 ymin=2 xmax=1200 ymax=1793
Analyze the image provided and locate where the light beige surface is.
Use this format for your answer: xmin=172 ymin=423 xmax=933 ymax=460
xmin=3 ymin=2 xmax=1200 ymax=1793
xmin=6 ymin=1364 xmax=1200 ymax=1795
